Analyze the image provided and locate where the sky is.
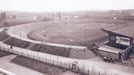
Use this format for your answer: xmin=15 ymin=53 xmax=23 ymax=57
xmin=0 ymin=0 xmax=134 ymax=12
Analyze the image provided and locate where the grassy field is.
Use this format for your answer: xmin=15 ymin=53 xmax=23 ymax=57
xmin=28 ymin=17 xmax=133 ymax=46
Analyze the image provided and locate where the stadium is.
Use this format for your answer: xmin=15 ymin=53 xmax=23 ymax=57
xmin=0 ymin=11 xmax=134 ymax=75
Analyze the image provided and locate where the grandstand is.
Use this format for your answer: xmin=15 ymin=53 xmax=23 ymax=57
xmin=0 ymin=31 xmax=9 ymax=41
xmin=31 ymin=44 xmax=71 ymax=57
xmin=3 ymin=37 xmax=30 ymax=48
xmin=0 ymin=29 xmax=94 ymax=59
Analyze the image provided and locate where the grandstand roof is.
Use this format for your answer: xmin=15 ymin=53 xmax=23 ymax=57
xmin=102 ymin=25 xmax=134 ymax=38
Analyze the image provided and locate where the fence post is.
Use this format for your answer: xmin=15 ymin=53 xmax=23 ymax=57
xmin=38 ymin=55 xmax=40 ymax=61
xmin=28 ymin=53 xmax=31 ymax=58
xmin=53 ymin=59 xmax=54 ymax=65
xmin=60 ymin=61 xmax=62 ymax=67
xmin=88 ymin=69 xmax=89 ymax=75
xmin=98 ymin=71 xmax=100 ymax=75
xmin=32 ymin=54 xmax=34 ymax=60
xmin=92 ymin=66 xmax=95 ymax=75
xmin=46 ymin=58 xmax=47 ymax=63
xmin=77 ymin=66 xmax=81 ymax=74
xmin=105 ymin=71 xmax=107 ymax=75
xmin=69 ymin=64 xmax=70 ymax=69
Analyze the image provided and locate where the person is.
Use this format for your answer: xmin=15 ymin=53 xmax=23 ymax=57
xmin=10 ymin=45 xmax=13 ymax=49
xmin=10 ymin=44 xmax=14 ymax=49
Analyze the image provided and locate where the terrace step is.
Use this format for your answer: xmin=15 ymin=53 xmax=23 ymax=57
xmin=0 ymin=32 xmax=9 ymax=41
xmin=27 ymin=43 xmax=36 ymax=50
xmin=69 ymin=48 xmax=95 ymax=59
xmin=2 ymin=37 xmax=11 ymax=42
xmin=3 ymin=38 xmax=30 ymax=48
xmin=69 ymin=49 xmax=85 ymax=58
xmin=31 ymin=44 xmax=70 ymax=57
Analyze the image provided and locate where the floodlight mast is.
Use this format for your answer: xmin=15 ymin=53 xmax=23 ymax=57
xmin=53 ymin=12 xmax=55 ymax=24
xmin=84 ymin=24 xmax=87 ymax=51
xmin=85 ymin=24 xmax=87 ymax=46
xmin=58 ymin=12 xmax=61 ymax=19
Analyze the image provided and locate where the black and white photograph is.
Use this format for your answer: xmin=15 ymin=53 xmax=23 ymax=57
xmin=0 ymin=0 xmax=134 ymax=75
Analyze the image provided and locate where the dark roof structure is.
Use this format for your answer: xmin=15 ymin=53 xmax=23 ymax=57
xmin=102 ymin=25 xmax=134 ymax=38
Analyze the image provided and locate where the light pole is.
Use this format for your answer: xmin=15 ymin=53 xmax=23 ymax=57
xmin=53 ymin=12 xmax=54 ymax=24
xmin=70 ymin=39 xmax=73 ymax=50
xmin=19 ymin=32 xmax=21 ymax=40
xmin=84 ymin=24 xmax=87 ymax=52
xmin=68 ymin=30 xmax=72 ymax=49
xmin=85 ymin=24 xmax=87 ymax=46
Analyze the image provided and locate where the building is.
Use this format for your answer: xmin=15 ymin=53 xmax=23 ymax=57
xmin=98 ymin=25 xmax=134 ymax=61
xmin=0 ymin=12 xmax=7 ymax=26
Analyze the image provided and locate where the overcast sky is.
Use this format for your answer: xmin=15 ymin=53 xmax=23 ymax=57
xmin=0 ymin=0 xmax=134 ymax=12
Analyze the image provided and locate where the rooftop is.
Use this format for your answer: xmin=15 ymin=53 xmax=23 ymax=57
xmin=102 ymin=25 xmax=134 ymax=38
